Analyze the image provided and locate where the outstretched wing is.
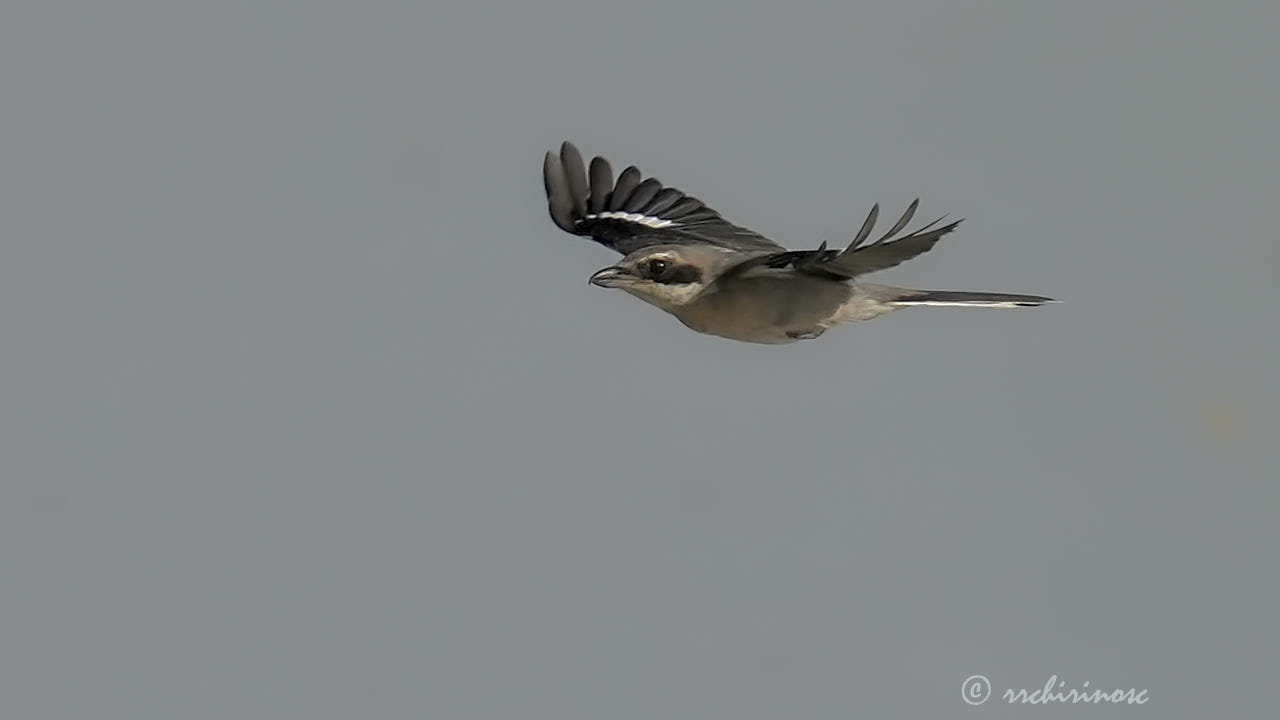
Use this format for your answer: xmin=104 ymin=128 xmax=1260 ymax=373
xmin=719 ymin=200 xmax=963 ymax=281
xmin=543 ymin=141 xmax=783 ymax=256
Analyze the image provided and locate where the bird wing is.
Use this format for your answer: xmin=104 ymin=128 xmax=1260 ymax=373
xmin=718 ymin=200 xmax=963 ymax=281
xmin=543 ymin=142 xmax=784 ymax=256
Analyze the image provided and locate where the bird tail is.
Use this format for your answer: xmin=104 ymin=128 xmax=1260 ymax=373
xmin=889 ymin=290 xmax=1058 ymax=308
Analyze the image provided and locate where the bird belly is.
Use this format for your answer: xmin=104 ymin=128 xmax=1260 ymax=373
xmin=676 ymin=311 xmax=800 ymax=343
xmin=673 ymin=277 xmax=852 ymax=344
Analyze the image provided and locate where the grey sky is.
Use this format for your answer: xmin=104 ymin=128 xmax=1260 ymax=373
xmin=2 ymin=1 xmax=1277 ymax=718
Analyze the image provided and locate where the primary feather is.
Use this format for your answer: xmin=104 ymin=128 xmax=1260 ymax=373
xmin=543 ymin=142 xmax=783 ymax=256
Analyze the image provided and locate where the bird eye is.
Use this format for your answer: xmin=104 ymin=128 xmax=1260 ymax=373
xmin=646 ymin=259 xmax=669 ymax=276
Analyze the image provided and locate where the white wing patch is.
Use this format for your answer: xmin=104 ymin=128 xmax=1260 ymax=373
xmin=583 ymin=211 xmax=678 ymax=229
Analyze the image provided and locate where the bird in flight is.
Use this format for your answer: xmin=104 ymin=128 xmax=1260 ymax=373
xmin=543 ymin=142 xmax=1055 ymax=344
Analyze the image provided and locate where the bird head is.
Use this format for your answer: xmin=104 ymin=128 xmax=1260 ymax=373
xmin=588 ymin=245 xmax=734 ymax=310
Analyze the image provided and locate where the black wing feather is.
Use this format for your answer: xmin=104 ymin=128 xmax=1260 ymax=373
xmin=543 ymin=142 xmax=782 ymax=255
xmin=663 ymin=197 xmax=706 ymax=219
xmin=624 ymin=178 xmax=663 ymax=213
xmin=587 ymin=156 xmax=612 ymax=213
xmin=720 ymin=200 xmax=963 ymax=281
xmin=608 ymin=166 xmax=642 ymax=211
xmin=645 ymin=187 xmax=685 ymax=216
xmin=557 ymin=142 xmax=589 ymax=219
xmin=542 ymin=151 xmax=576 ymax=234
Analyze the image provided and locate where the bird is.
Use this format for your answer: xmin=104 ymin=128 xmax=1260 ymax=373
xmin=543 ymin=141 xmax=1056 ymax=344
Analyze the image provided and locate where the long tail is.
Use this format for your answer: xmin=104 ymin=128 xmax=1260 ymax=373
xmin=890 ymin=290 xmax=1058 ymax=308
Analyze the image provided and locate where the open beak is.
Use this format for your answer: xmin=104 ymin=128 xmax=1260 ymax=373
xmin=588 ymin=266 xmax=635 ymax=288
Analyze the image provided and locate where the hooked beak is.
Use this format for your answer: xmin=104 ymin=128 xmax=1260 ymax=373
xmin=588 ymin=266 xmax=635 ymax=288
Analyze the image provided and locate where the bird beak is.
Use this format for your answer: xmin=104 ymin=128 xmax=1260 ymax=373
xmin=589 ymin=266 xmax=634 ymax=288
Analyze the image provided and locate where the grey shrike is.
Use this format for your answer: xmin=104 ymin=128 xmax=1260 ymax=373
xmin=543 ymin=141 xmax=1055 ymax=344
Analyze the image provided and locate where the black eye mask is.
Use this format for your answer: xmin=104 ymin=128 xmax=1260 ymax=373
xmin=658 ymin=264 xmax=703 ymax=285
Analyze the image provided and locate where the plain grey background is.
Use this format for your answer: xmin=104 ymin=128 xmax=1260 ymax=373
xmin=2 ymin=1 xmax=1277 ymax=718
